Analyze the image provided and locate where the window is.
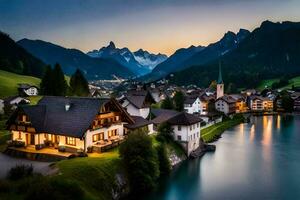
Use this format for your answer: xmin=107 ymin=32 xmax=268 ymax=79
xmin=93 ymin=134 xmax=99 ymax=142
xmin=193 ymin=124 xmax=195 ymax=129
xmin=178 ymin=125 xmax=181 ymax=131
xmin=190 ymin=126 xmax=192 ymax=131
xmin=177 ymin=135 xmax=182 ymax=141
xmin=18 ymin=132 xmax=21 ymax=139
xmin=66 ymin=137 xmax=76 ymax=146
xmin=197 ymin=123 xmax=199 ymax=128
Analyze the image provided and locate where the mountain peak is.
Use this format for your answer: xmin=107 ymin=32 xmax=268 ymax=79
xmin=108 ymin=41 xmax=116 ymax=49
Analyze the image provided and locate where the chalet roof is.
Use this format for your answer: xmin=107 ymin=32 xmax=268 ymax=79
xmin=184 ymin=95 xmax=199 ymax=104
xmin=123 ymin=89 xmax=155 ymax=109
xmin=18 ymin=83 xmax=38 ymax=90
xmin=216 ymin=95 xmax=237 ymax=104
xmin=124 ymin=116 xmax=151 ymax=129
xmin=167 ymin=112 xmax=203 ymax=126
xmin=7 ymin=96 xmax=132 ymax=138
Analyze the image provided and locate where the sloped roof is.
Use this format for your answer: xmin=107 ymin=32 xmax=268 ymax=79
xmin=124 ymin=116 xmax=151 ymax=129
xmin=184 ymin=95 xmax=198 ymax=104
xmin=167 ymin=112 xmax=202 ymax=125
xmin=216 ymin=95 xmax=237 ymax=104
xmin=7 ymin=96 xmax=118 ymax=138
xmin=151 ymin=108 xmax=179 ymax=125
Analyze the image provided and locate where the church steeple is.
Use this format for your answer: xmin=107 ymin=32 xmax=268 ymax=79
xmin=217 ymin=61 xmax=223 ymax=84
xmin=216 ymin=60 xmax=224 ymax=99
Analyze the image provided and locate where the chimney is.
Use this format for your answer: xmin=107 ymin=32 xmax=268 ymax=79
xmin=65 ymin=103 xmax=71 ymax=111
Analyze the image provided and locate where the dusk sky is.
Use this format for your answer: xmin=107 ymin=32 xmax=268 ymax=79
xmin=1 ymin=0 xmax=300 ymax=55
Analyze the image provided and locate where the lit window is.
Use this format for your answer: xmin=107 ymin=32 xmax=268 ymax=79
xmin=66 ymin=137 xmax=76 ymax=146
xmin=93 ymin=134 xmax=99 ymax=142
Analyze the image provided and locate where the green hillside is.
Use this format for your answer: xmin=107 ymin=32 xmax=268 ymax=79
xmin=0 ymin=70 xmax=40 ymax=98
xmin=257 ymin=76 xmax=300 ymax=91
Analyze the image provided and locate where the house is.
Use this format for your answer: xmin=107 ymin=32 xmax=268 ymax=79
xmin=248 ymin=96 xmax=273 ymax=111
xmin=119 ymin=90 xmax=156 ymax=119
xmin=6 ymin=96 xmax=150 ymax=154
xmin=199 ymin=94 xmax=215 ymax=115
xmin=184 ymin=95 xmax=202 ymax=114
xmin=4 ymin=96 xmax=30 ymax=112
xmin=215 ymin=95 xmax=237 ymax=115
xmin=18 ymin=84 xmax=39 ymax=96
xmin=293 ymin=96 xmax=300 ymax=111
xmin=124 ymin=116 xmax=154 ymax=134
xmin=248 ymin=96 xmax=264 ymax=111
xmin=151 ymin=109 xmax=202 ymax=156
xmin=230 ymin=94 xmax=248 ymax=113
xmin=262 ymin=97 xmax=274 ymax=111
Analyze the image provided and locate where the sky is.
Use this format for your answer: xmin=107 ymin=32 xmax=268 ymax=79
xmin=1 ymin=0 xmax=300 ymax=55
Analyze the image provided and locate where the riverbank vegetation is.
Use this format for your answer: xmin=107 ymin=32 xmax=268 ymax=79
xmin=201 ymin=114 xmax=245 ymax=143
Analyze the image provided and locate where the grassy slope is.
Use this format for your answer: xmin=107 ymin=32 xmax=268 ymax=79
xmin=257 ymin=76 xmax=300 ymax=91
xmin=201 ymin=117 xmax=244 ymax=143
xmin=0 ymin=70 xmax=40 ymax=98
xmin=0 ymin=70 xmax=71 ymax=98
xmin=56 ymin=150 xmax=120 ymax=200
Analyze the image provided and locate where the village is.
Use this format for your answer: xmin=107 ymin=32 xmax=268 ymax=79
xmin=0 ymin=66 xmax=299 ymax=162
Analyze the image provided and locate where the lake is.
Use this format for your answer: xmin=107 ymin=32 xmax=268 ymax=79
xmin=148 ymin=115 xmax=300 ymax=200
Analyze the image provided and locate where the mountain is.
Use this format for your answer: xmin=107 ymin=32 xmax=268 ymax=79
xmin=17 ymin=39 xmax=134 ymax=80
xmin=0 ymin=32 xmax=46 ymax=77
xmin=151 ymin=45 xmax=205 ymax=78
xmin=168 ymin=21 xmax=300 ymax=89
xmin=152 ymin=29 xmax=250 ymax=78
xmin=133 ymin=49 xmax=167 ymax=70
xmin=87 ymin=42 xmax=167 ymax=76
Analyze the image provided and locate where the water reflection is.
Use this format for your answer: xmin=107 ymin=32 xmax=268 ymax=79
xmin=148 ymin=116 xmax=300 ymax=200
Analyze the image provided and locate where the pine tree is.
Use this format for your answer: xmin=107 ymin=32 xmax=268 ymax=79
xmin=40 ymin=65 xmax=53 ymax=95
xmin=173 ymin=91 xmax=184 ymax=111
xmin=70 ymin=69 xmax=90 ymax=96
xmin=161 ymin=97 xmax=174 ymax=110
xmin=52 ymin=63 xmax=67 ymax=96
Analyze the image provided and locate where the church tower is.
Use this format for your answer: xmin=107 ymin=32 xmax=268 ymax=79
xmin=216 ymin=62 xmax=224 ymax=99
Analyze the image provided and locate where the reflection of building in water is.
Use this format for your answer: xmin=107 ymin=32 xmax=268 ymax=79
xmin=250 ymin=124 xmax=255 ymax=142
xmin=276 ymin=115 xmax=281 ymax=130
xmin=262 ymin=116 xmax=272 ymax=146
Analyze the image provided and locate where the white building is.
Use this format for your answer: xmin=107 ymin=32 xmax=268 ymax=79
xmin=184 ymin=96 xmax=202 ymax=114
xmin=215 ymin=95 xmax=237 ymax=115
xmin=167 ymin=112 xmax=202 ymax=156
xmin=18 ymin=84 xmax=39 ymax=96
xmin=119 ymin=90 xmax=155 ymax=119
xmin=0 ymin=99 xmax=4 ymax=115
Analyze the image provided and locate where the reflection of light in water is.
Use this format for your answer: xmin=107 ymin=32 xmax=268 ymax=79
xmin=262 ymin=116 xmax=272 ymax=146
xmin=238 ymin=124 xmax=245 ymax=144
xmin=276 ymin=115 xmax=281 ymax=130
xmin=250 ymin=124 xmax=255 ymax=142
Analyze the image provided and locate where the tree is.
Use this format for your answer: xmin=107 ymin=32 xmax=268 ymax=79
xmin=156 ymin=122 xmax=174 ymax=143
xmin=119 ymin=130 xmax=159 ymax=196
xmin=40 ymin=65 xmax=53 ymax=95
xmin=161 ymin=97 xmax=174 ymax=110
xmin=70 ymin=69 xmax=90 ymax=96
xmin=52 ymin=63 xmax=67 ymax=96
xmin=156 ymin=144 xmax=171 ymax=176
xmin=281 ymin=92 xmax=294 ymax=112
xmin=209 ymin=80 xmax=217 ymax=90
xmin=173 ymin=91 xmax=184 ymax=111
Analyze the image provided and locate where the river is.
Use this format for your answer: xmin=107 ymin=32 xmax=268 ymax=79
xmin=148 ymin=115 xmax=300 ymax=200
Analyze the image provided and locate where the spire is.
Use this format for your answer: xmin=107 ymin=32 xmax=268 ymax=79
xmin=217 ymin=61 xmax=223 ymax=84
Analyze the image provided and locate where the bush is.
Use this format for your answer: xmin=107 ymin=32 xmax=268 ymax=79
xmin=87 ymin=146 xmax=93 ymax=153
xmin=7 ymin=164 xmax=33 ymax=181
xmin=24 ymin=177 xmax=84 ymax=200
xmin=119 ymin=130 xmax=159 ymax=196
xmin=12 ymin=140 xmax=25 ymax=148
xmin=157 ymin=122 xmax=174 ymax=143
xmin=0 ymin=180 xmax=10 ymax=193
